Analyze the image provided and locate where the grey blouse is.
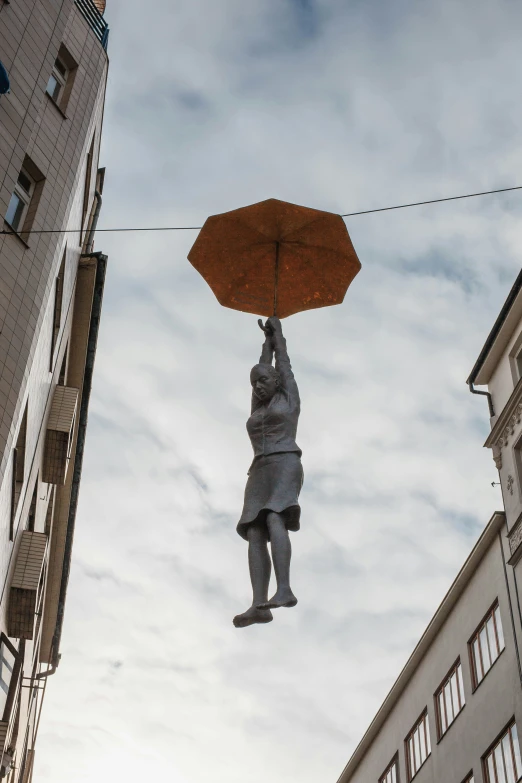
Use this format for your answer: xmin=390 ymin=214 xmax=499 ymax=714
xmin=247 ymin=333 xmax=301 ymax=459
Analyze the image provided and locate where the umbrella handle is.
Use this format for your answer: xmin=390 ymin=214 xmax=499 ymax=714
xmin=258 ymin=319 xmax=274 ymax=336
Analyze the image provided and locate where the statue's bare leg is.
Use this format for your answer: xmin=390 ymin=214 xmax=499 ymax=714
xmin=256 ymin=512 xmax=297 ymax=610
xmin=233 ymin=523 xmax=273 ymax=628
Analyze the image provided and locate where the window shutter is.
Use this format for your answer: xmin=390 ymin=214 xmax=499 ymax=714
xmin=0 ymin=724 xmax=7 ymax=757
xmin=42 ymin=386 xmax=79 ymax=485
xmin=7 ymin=532 xmax=48 ymax=640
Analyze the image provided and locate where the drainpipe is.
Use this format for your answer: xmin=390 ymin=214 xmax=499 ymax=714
xmin=468 ymin=380 xmax=495 ymax=418
xmin=35 ymin=660 xmax=58 ymax=679
xmin=50 ymin=253 xmax=107 ymax=667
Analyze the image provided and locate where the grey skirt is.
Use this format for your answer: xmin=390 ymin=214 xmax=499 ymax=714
xmin=236 ymin=451 xmax=303 ymax=541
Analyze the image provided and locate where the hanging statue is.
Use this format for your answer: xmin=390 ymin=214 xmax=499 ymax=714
xmin=188 ymin=198 xmax=361 ymax=627
xmin=232 ymin=316 xmax=302 ymax=626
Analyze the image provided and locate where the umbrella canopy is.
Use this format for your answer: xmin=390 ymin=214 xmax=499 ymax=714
xmin=188 ymin=198 xmax=361 ymax=319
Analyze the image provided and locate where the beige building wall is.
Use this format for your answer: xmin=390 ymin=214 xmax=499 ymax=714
xmin=338 ymin=270 xmax=522 ymax=783
xmin=0 ymin=0 xmax=109 ymax=779
xmin=337 ymin=513 xmax=522 ymax=783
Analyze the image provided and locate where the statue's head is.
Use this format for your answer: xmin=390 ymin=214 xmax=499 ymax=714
xmin=251 ymin=364 xmax=280 ymax=402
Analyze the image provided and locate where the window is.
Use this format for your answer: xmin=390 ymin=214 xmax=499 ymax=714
xmin=10 ymin=404 xmax=28 ymax=540
xmin=484 ymin=722 xmax=522 ymax=783
xmin=44 ymin=487 xmax=55 ymax=536
xmin=4 ymin=157 xmax=44 ymax=239
xmin=470 ymin=603 xmax=505 ymax=688
xmin=516 ymin=350 xmax=522 ymax=383
xmin=44 ymin=45 xmax=77 ymax=113
xmin=46 ymin=56 xmax=68 ymax=103
xmin=81 ymin=134 xmax=95 ymax=236
xmin=26 ymin=482 xmax=37 ymax=533
xmin=406 ymin=711 xmax=431 ymax=781
xmin=0 ymin=638 xmax=16 ymax=717
xmin=58 ymin=347 xmax=68 ymax=385
xmin=462 ymin=776 xmax=474 ymax=783
xmin=0 ymin=634 xmax=20 ymax=721
xmin=5 ymin=169 xmax=33 ymax=232
xmin=50 ymin=252 xmax=65 ymax=370
xmin=435 ymin=660 xmax=465 ymax=738
xmin=380 ymin=756 xmax=399 ymax=783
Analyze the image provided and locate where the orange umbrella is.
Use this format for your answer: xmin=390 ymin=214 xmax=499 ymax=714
xmin=188 ymin=198 xmax=361 ymax=319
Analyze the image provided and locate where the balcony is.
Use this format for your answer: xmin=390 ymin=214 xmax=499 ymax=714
xmin=75 ymin=0 xmax=110 ymax=51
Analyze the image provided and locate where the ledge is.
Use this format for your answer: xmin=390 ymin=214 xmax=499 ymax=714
xmin=508 ymin=511 xmax=522 ymax=565
xmin=485 ymin=378 xmax=522 ymax=449
xmin=44 ymin=91 xmax=68 ymax=120
xmin=1 ymin=221 xmax=29 ymax=248
xmin=484 ymin=379 xmax=522 ymax=470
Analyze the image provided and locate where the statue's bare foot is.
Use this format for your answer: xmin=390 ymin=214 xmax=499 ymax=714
xmin=233 ymin=606 xmax=273 ymax=628
xmin=256 ymin=589 xmax=297 ymax=610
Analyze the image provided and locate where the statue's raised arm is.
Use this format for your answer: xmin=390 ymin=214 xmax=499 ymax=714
xmin=270 ymin=317 xmax=300 ymax=406
xmin=234 ymin=317 xmax=303 ymax=629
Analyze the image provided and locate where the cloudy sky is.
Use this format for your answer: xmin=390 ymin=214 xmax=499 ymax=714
xmin=35 ymin=1 xmax=522 ymax=781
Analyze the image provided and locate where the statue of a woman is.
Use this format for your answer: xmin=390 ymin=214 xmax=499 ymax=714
xmin=233 ymin=316 xmax=303 ymax=628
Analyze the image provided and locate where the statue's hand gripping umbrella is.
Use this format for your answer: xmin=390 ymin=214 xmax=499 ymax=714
xmin=188 ymin=198 xmax=361 ymax=628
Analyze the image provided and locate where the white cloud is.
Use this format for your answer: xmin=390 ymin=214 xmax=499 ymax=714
xmin=36 ymin=1 xmax=521 ymax=781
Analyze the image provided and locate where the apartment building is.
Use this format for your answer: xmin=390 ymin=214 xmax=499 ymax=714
xmin=337 ymin=272 xmax=522 ymax=783
xmin=0 ymin=0 xmax=109 ymax=779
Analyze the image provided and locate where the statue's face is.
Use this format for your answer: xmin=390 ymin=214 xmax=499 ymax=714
xmin=251 ymin=365 xmax=279 ymax=402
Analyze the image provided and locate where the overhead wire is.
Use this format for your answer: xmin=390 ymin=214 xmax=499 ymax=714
xmin=0 ymin=183 xmax=521 ymax=237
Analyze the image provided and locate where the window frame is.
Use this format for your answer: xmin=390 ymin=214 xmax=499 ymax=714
xmin=10 ymin=404 xmax=28 ymax=541
xmin=49 ymin=251 xmax=66 ymax=372
xmin=46 ymin=56 xmax=68 ymax=103
xmin=0 ymin=634 xmax=22 ymax=724
xmin=405 ymin=709 xmax=431 ymax=781
xmin=45 ymin=44 xmax=78 ymax=115
xmin=434 ymin=658 xmax=466 ymax=740
xmin=469 ymin=600 xmax=505 ymax=691
xmin=482 ymin=720 xmax=522 ymax=783
xmin=4 ymin=169 xmax=34 ymax=233
xmin=379 ymin=753 xmax=400 ymax=783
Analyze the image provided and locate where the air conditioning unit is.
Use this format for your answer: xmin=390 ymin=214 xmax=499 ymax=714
xmin=42 ymin=386 xmax=79 ymax=485
xmin=7 ymin=532 xmax=48 ymax=640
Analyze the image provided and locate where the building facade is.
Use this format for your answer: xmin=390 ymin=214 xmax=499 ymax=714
xmin=337 ymin=275 xmax=522 ymax=783
xmin=0 ymin=0 xmax=109 ymax=779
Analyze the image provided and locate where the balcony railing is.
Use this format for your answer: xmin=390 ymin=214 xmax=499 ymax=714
xmin=75 ymin=0 xmax=110 ymax=51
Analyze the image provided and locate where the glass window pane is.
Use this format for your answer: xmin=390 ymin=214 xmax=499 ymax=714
xmin=487 ymin=616 xmax=500 ymax=661
xmin=511 ymin=725 xmax=522 ymax=779
xmin=438 ymin=691 xmax=447 ymax=733
xmin=481 ymin=627 xmax=492 ymax=672
xmin=5 ymin=192 xmax=25 ymax=230
xmin=17 ymin=171 xmax=31 ymax=193
xmin=421 ymin=722 xmax=428 ymax=763
xmin=473 ymin=638 xmax=484 ymax=683
xmin=451 ymin=673 xmax=460 ymax=715
xmin=414 ymin=728 xmax=421 ymax=770
xmin=457 ymin=664 xmax=466 ymax=706
xmin=0 ymin=643 xmax=14 ymax=719
xmin=502 ymin=735 xmax=516 ymax=783
xmin=496 ymin=606 xmax=506 ymax=652
xmin=445 ymin=682 xmax=454 ymax=724
xmin=55 ymin=58 xmax=67 ymax=77
xmin=46 ymin=74 xmax=57 ymax=95
xmin=495 ymin=744 xmax=507 ymax=783
xmin=409 ymin=737 xmax=415 ymax=776
xmin=488 ymin=753 xmax=497 ymax=783
xmin=425 ymin=715 xmax=431 ymax=754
